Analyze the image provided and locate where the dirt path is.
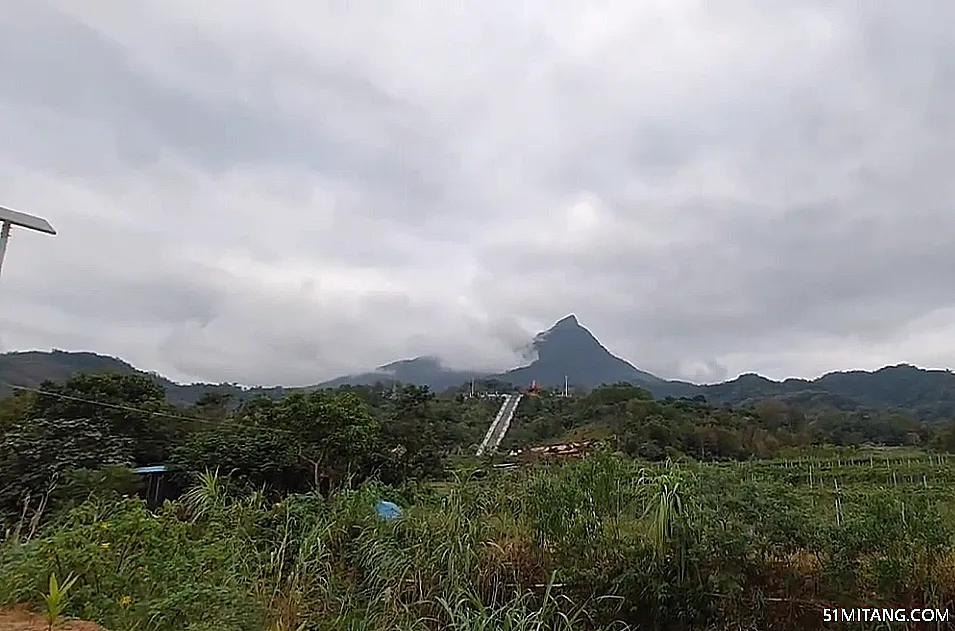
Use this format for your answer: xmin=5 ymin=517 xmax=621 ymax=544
xmin=0 ymin=608 xmax=105 ymax=631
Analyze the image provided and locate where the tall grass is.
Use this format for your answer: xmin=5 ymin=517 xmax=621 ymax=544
xmin=2 ymin=454 xmax=955 ymax=630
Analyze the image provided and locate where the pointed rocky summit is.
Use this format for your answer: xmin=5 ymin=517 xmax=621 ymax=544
xmin=498 ymin=315 xmax=662 ymax=388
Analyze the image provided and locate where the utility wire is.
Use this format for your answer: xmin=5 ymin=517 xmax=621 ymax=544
xmin=1 ymin=380 xmax=294 ymax=435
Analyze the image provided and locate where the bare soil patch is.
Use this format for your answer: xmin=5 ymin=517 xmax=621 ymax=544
xmin=0 ymin=608 xmax=105 ymax=631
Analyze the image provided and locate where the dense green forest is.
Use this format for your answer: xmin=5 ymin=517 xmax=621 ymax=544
xmin=3 ymin=371 xmax=955 ymax=629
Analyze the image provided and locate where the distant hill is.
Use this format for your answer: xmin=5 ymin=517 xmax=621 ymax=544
xmin=317 ymin=356 xmax=490 ymax=392
xmin=494 ymin=314 xmax=664 ymax=388
xmin=0 ymin=350 xmax=287 ymax=407
xmin=686 ymin=365 xmax=955 ymax=421
xmin=0 ymin=350 xmax=140 ymax=387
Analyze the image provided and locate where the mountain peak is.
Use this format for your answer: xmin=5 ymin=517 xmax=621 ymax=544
xmin=506 ymin=315 xmax=663 ymax=387
xmin=531 ymin=314 xmax=586 ymax=351
xmin=553 ymin=314 xmax=579 ymax=328
xmin=532 ymin=316 xmax=601 ymax=361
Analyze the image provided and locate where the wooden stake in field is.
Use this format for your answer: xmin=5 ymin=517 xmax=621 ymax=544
xmin=834 ymin=479 xmax=842 ymax=527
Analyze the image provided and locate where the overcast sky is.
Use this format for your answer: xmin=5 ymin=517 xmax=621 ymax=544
xmin=1 ymin=1 xmax=953 ymax=386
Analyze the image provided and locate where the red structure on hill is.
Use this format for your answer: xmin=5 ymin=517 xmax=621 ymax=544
xmin=523 ymin=379 xmax=542 ymax=397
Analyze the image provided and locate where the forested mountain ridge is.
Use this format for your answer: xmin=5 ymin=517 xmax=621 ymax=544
xmin=0 ymin=350 xmax=290 ymax=407
xmin=4 ymin=326 xmax=955 ymax=422
xmin=652 ymin=364 xmax=955 ymax=422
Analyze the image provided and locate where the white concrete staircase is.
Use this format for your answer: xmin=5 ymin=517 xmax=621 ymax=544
xmin=476 ymin=393 xmax=522 ymax=456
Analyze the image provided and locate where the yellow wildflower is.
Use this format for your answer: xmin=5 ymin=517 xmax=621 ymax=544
xmin=120 ymin=595 xmax=133 ymax=608
xmin=100 ymin=542 xmax=110 ymax=550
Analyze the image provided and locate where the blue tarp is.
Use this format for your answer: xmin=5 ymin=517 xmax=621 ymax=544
xmin=375 ymin=500 xmax=402 ymax=521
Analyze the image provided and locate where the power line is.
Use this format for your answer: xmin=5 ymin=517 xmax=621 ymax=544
xmin=1 ymin=381 xmax=294 ymax=435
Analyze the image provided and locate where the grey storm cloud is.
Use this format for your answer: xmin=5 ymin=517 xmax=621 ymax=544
xmin=0 ymin=0 xmax=954 ymax=386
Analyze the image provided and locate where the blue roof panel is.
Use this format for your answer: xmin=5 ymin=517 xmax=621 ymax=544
xmin=133 ymin=465 xmax=168 ymax=474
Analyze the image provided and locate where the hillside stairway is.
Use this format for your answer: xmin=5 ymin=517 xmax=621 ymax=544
xmin=476 ymin=394 xmax=522 ymax=456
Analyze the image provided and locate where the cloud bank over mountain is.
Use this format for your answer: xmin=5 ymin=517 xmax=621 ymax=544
xmin=1 ymin=1 xmax=954 ymax=386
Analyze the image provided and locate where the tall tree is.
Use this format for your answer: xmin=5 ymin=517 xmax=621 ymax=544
xmin=271 ymin=390 xmax=382 ymax=489
xmin=0 ymin=416 xmax=132 ymax=511
xmin=28 ymin=373 xmax=176 ymax=464
xmin=382 ymin=385 xmax=452 ymax=480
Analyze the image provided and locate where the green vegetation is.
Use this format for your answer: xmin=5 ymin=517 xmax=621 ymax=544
xmin=41 ymin=571 xmax=79 ymax=630
xmin=3 ymin=454 xmax=955 ymax=629
xmin=3 ymin=371 xmax=955 ymax=629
